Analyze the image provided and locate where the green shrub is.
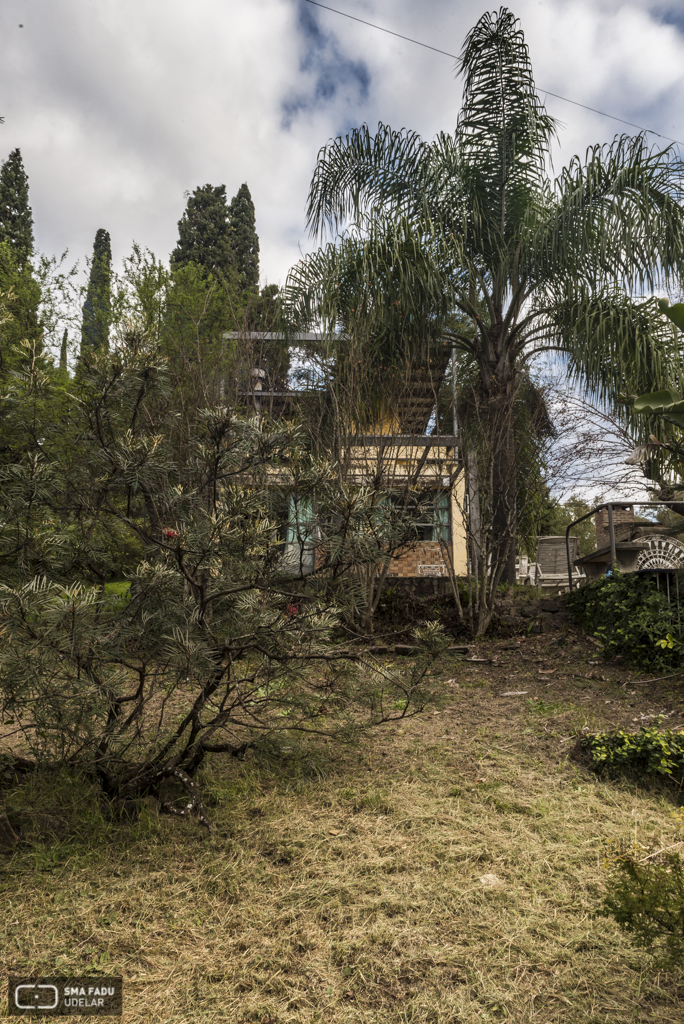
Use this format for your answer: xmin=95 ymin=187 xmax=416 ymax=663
xmin=582 ymin=725 xmax=684 ymax=787
xmin=566 ymin=572 xmax=680 ymax=670
xmin=600 ymin=845 xmax=684 ymax=969
xmin=99 ymin=520 xmax=146 ymax=578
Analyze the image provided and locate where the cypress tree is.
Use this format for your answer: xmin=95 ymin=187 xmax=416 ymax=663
xmin=0 ymin=148 xmax=34 ymax=264
xmin=0 ymin=241 xmax=41 ymax=370
xmin=0 ymin=152 xmax=40 ymax=372
xmin=171 ymin=184 xmax=232 ymax=278
xmin=81 ymin=229 xmax=112 ymax=354
xmin=59 ymin=328 xmax=68 ymax=374
xmin=228 ymin=183 xmax=259 ymax=290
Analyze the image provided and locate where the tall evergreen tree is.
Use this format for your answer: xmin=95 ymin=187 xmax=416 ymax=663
xmin=228 ymin=183 xmax=259 ymax=290
xmin=0 ymin=148 xmax=34 ymax=264
xmin=171 ymin=184 xmax=232 ymax=278
xmin=0 ymin=241 xmax=41 ymax=372
xmin=59 ymin=328 xmax=68 ymax=375
xmin=81 ymin=229 xmax=112 ymax=354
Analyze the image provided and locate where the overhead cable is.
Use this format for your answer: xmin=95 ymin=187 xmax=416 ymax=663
xmin=303 ymin=0 xmax=683 ymax=146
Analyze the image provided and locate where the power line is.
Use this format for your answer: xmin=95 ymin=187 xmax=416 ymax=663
xmin=303 ymin=0 xmax=684 ymax=147
xmin=304 ymin=0 xmax=457 ymax=59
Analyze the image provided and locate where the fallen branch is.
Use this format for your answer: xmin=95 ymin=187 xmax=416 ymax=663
xmin=629 ymin=672 xmax=684 ymax=685
xmin=639 ymin=841 xmax=684 ymax=862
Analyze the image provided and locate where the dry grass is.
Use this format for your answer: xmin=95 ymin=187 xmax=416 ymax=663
xmin=2 ymin=631 xmax=684 ymax=1022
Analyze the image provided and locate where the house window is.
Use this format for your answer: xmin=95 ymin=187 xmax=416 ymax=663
xmin=282 ymin=495 xmax=318 ymax=575
xmin=416 ymin=490 xmax=450 ymax=542
xmin=389 ymin=490 xmax=450 ymax=542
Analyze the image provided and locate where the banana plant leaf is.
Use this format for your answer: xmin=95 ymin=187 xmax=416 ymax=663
xmin=657 ymin=298 xmax=684 ymax=333
xmin=633 ymin=388 xmax=684 ymax=428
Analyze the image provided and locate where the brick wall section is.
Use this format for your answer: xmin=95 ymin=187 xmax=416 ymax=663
xmin=314 ymin=540 xmax=448 ymax=578
xmin=386 ymin=541 xmax=447 ymax=578
xmin=595 ymin=506 xmax=634 ymax=549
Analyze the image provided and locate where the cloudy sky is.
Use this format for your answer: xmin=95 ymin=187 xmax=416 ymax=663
xmin=2 ymin=0 xmax=684 ymax=290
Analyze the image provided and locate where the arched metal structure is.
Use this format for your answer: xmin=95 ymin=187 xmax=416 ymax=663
xmin=635 ymin=535 xmax=684 ymax=571
xmin=566 ymin=502 xmax=684 ymax=590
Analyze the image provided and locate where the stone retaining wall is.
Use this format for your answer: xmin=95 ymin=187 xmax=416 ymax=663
xmin=494 ymin=593 xmax=572 ymax=632
xmin=383 ymin=580 xmax=574 ymax=632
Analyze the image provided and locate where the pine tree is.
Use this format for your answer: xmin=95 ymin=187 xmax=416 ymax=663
xmin=228 ymin=183 xmax=259 ymax=290
xmin=171 ymin=184 xmax=233 ymax=278
xmin=81 ymin=229 xmax=112 ymax=354
xmin=0 ymin=148 xmax=34 ymax=264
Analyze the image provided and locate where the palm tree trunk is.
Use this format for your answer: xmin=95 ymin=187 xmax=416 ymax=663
xmin=488 ymin=374 xmax=518 ymax=586
xmin=465 ymin=442 xmax=481 ymax=581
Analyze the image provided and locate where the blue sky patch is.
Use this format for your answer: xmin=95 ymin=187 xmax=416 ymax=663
xmin=281 ymin=1 xmax=371 ymax=129
xmin=659 ymin=5 xmax=684 ymax=34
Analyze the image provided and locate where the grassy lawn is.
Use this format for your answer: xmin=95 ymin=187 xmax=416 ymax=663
xmin=2 ymin=631 xmax=684 ymax=1022
xmin=103 ymin=580 xmax=131 ymax=598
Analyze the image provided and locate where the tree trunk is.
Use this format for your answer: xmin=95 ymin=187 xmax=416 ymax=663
xmin=487 ymin=374 xmax=518 ymax=587
xmin=465 ymin=442 xmax=481 ymax=581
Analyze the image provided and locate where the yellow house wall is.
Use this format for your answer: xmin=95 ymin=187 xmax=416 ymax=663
xmin=265 ymin=445 xmax=469 ymax=579
xmin=381 ymin=466 xmax=468 ymax=580
xmin=450 ymin=472 xmax=468 ymax=576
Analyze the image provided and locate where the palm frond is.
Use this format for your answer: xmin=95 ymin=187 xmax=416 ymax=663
xmin=306 ymin=123 xmax=433 ymax=238
xmin=456 ymin=7 xmax=559 ymax=246
xmin=285 ymin=215 xmax=458 ymax=341
xmin=527 ymin=286 xmax=682 ymax=422
xmin=528 ymin=135 xmax=684 ymax=291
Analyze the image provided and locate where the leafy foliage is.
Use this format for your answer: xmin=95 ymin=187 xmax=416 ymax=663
xmin=0 ymin=323 xmax=449 ymax=825
xmin=582 ymin=725 xmax=684 ymax=785
xmin=0 ymin=241 xmax=41 ymax=367
xmin=633 ymin=386 xmax=684 ymax=427
xmin=59 ymin=327 xmax=68 ymax=375
xmin=601 ymin=844 xmax=684 ymax=970
xmin=657 ymin=296 xmax=684 ymax=332
xmin=629 ymin=306 xmax=684 ymax=496
xmin=566 ymin=572 xmax=680 ymax=670
xmin=244 ymin=283 xmax=290 ymax=388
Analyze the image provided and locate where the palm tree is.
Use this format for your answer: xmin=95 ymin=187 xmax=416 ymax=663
xmin=286 ymin=6 xmax=684 ymax=586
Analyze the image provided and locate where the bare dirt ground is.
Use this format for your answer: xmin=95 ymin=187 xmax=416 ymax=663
xmin=2 ymin=629 xmax=684 ymax=1023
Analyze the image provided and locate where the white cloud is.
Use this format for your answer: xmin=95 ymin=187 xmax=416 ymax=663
xmin=1 ymin=0 xmax=683 ymax=287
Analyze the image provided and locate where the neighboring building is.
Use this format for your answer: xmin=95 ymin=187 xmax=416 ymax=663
xmin=576 ymin=505 xmax=684 ymax=577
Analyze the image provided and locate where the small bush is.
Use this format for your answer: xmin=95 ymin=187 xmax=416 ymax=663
xmin=582 ymin=725 xmax=684 ymax=787
xmin=566 ymin=572 xmax=680 ymax=670
xmin=601 ymin=845 xmax=684 ymax=969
